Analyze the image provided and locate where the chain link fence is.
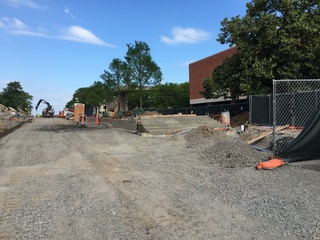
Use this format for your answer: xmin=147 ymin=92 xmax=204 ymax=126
xmin=273 ymin=79 xmax=320 ymax=157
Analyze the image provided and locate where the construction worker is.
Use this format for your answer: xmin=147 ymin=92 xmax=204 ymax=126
xmin=78 ymin=113 xmax=86 ymax=127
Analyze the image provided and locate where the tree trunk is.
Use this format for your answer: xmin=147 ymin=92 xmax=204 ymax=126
xmin=139 ymin=86 xmax=143 ymax=109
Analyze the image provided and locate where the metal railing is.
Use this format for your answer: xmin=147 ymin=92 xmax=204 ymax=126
xmin=273 ymin=79 xmax=320 ymax=156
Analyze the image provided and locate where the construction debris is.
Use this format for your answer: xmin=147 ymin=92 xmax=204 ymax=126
xmin=247 ymin=125 xmax=289 ymax=145
xmin=256 ymin=158 xmax=285 ymax=170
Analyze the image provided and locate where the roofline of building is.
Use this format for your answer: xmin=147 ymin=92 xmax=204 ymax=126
xmin=190 ymin=95 xmax=247 ymax=105
xmin=189 ymin=46 xmax=236 ymax=66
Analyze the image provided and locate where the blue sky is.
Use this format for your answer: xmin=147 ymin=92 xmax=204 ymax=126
xmin=0 ymin=0 xmax=248 ymax=115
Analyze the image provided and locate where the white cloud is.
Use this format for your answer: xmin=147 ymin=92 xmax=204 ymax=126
xmin=0 ymin=17 xmax=115 ymax=47
xmin=161 ymin=27 xmax=211 ymax=45
xmin=64 ymin=5 xmax=70 ymax=14
xmin=180 ymin=60 xmax=195 ymax=67
xmin=64 ymin=5 xmax=75 ymax=20
xmin=0 ymin=17 xmax=48 ymax=37
xmin=10 ymin=29 xmax=48 ymax=37
xmin=59 ymin=26 xmax=115 ymax=47
xmin=0 ymin=17 xmax=27 ymax=30
xmin=3 ymin=0 xmax=43 ymax=9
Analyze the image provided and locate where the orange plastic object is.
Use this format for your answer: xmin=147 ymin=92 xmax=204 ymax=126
xmin=58 ymin=111 xmax=64 ymax=118
xmin=288 ymin=126 xmax=304 ymax=130
xmin=95 ymin=113 xmax=99 ymax=125
xmin=256 ymin=158 xmax=285 ymax=170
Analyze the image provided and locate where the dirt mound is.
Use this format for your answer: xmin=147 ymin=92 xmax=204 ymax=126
xmin=184 ymin=126 xmax=228 ymax=147
xmin=230 ymin=111 xmax=249 ymax=127
xmin=141 ymin=111 xmax=161 ymax=116
xmin=202 ymin=139 xmax=268 ymax=168
xmin=184 ymin=126 xmax=269 ymax=168
xmin=185 ymin=125 xmax=227 ymax=140
xmin=0 ymin=104 xmax=8 ymax=112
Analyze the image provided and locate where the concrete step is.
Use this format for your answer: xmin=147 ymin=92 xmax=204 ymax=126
xmin=138 ymin=115 xmax=228 ymax=135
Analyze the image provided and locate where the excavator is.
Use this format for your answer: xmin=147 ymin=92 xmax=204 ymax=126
xmin=35 ymin=99 xmax=55 ymax=117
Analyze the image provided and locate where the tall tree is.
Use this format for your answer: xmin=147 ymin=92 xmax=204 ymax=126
xmin=127 ymin=82 xmax=190 ymax=109
xmin=150 ymin=82 xmax=189 ymax=108
xmin=66 ymin=81 xmax=113 ymax=113
xmin=100 ymin=58 xmax=131 ymax=112
xmin=65 ymin=87 xmax=91 ymax=109
xmin=201 ymin=52 xmax=245 ymax=101
xmin=86 ymin=81 xmax=112 ymax=114
xmin=126 ymin=89 xmax=149 ymax=110
xmin=176 ymin=82 xmax=190 ymax=107
xmin=100 ymin=58 xmax=131 ymax=92
xmin=202 ymin=0 xmax=320 ymax=100
xmin=124 ymin=41 xmax=162 ymax=109
xmin=0 ymin=81 xmax=33 ymax=113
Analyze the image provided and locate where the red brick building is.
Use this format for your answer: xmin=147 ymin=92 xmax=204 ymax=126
xmin=189 ymin=47 xmax=237 ymax=106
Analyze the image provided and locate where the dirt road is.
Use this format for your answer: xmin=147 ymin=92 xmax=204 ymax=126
xmin=0 ymin=118 xmax=319 ymax=239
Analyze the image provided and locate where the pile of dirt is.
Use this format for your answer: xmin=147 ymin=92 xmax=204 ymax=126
xmin=0 ymin=104 xmax=8 ymax=112
xmin=230 ymin=111 xmax=249 ymax=127
xmin=184 ymin=126 xmax=270 ymax=168
xmin=184 ymin=125 xmax=228 ymax=146
xmin=0 ymin=116 xmax=8 ymax=133
xmin=141 ymin=111 xmax=162 ymax=116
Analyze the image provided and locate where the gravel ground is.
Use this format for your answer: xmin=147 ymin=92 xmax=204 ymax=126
xmin=0 ymin=118 xmax=319 ymax=239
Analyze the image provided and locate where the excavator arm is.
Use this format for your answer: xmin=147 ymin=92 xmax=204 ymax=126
xmin=35 ymin=99 xmax=55 ymax=117
xmin=35 ymin=99 xmax=51 ymax=110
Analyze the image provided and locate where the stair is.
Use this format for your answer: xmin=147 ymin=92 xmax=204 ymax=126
xmin=138 ymin=115 xmax=227 ymax=135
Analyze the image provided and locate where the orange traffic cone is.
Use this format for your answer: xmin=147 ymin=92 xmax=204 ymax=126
xmin=95 ymin=113 xmax=99 ymax=125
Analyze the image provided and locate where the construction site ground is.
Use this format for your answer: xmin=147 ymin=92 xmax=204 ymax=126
xmin=0 ymin=117 xmax=319 ymax=239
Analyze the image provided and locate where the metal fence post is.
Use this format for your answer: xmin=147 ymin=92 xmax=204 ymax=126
xmin=272 ymin=79 xmax=276 ymax=157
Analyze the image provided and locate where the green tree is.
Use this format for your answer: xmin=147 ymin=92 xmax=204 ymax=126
xmin=124 ymin=41 xmax=163 ymax=109
xmin=150 ymin=82 xmax=189 ymax=108
xmin=127 ymin=82 xmax=190 ymax=109
xmin=175 ymin=82 xmax=190 ymax=107
xmin=201 ymin=52 xmax=245 ymax=101
xmin=126 ymin=89 xmax=150 ymax=110
xmin=100 ymin=58 xmax=131 ymax=92
xmin=65 ymin=87 xmax=91 ymax=108
xmin=0 ymin=81 xmax=33 ymax=113
xmin=100 ymin=58 xmax=131 ymax=112
xmin=202 ymin=0 xmax=320 ymax=99
xmin=66 ymin=81 xmax=114 ymax=113
xmin=86 ymin=81 xmax=113 ymax=114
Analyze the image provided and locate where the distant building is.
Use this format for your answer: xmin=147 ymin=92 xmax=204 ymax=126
xmin=189 ymin=47 xmax=237 ymax=106
xmin=103 ymin=92 xmax=128 ymax=113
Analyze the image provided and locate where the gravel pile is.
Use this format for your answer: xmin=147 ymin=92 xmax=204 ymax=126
xmin=184 ymin=126 xmax=269 ymax=167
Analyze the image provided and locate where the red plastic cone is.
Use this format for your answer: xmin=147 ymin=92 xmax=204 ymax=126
xmin=95 ymin=113 xmax=99 ymax=125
